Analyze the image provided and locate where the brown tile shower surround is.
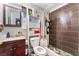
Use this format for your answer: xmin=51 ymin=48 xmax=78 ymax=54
xmin=49 ymin=3 xmax=79 ymax=55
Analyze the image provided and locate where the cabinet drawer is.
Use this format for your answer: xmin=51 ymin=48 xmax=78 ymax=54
xmin=3 ymin=41 xmax=15 ymax=45
xmin=3 ymin=39 xmax=25 ymax=47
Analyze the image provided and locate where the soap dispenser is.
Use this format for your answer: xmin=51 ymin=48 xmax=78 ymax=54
xmin=6 ymin=32 xmax=10 ymax=38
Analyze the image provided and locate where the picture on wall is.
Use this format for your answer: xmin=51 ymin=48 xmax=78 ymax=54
xmin=29 ymin=16 xmax=40 ymax=28
xmin=22 ymin=6 xmax=27 ymax=17
xmin=28 ymin=8 xmax=32 ymax=16
xmin=21 ymin=6 xmax=27 ymax=29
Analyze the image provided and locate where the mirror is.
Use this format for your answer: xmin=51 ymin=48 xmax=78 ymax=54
xmin=3 ymin=5 xmax=21 ymax=27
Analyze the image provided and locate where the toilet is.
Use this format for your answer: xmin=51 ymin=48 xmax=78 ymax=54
xmin=30 ymin=37 xmax=47 ymax=56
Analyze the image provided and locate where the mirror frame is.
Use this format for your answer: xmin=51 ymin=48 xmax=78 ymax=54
xmin=3 ymin=5 xmax=21 ymax=27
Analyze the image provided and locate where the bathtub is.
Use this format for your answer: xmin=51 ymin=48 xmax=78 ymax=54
xmin=45 ymin=47 xmax=60 ymax=56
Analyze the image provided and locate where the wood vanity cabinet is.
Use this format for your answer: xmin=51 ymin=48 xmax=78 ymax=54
xmin=0 ymin=39 xmax=25 ymax=56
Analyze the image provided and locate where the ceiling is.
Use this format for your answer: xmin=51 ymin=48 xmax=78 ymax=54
xmin=14 ymin=3 xmax=68 ymax=12
xmin=30 ymin=3 xmax=64 ymax=12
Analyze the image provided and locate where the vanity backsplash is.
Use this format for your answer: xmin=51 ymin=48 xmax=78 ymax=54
xmin=0 ymin=27 xmax=28 ymax=39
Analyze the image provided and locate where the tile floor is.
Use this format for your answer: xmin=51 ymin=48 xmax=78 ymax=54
xmin=48 ymin=45 xmax=73 ymax=56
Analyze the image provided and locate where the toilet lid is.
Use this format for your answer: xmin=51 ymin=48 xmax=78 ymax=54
xmin=34 ymin=46 xmax=46 ymax=55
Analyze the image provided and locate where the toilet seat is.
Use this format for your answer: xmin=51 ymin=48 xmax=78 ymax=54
xmin=34 ymin=46 xmax=47 ymax=56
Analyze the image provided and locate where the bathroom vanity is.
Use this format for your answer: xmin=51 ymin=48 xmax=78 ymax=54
xmin=0 ymin=36 xmax=26 ymax=56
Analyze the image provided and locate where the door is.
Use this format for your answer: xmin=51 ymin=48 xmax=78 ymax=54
xmin=14 ymin=46 xmax=25 ymax=56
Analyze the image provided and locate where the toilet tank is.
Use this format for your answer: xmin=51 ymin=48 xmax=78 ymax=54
xmin=30 ymin=37 xmax=40 ymax=48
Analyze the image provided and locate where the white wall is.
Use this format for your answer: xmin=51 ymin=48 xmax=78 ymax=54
xmin=0 ymin=3 xmax=49 ymax=45
xmin=0 ymin=4 xmax=3 ymax=24
xmin=44 ymin=11 xmax=49 ymax=46
xmin=21 ymin=3 xmax=48 ymax=41
xmin=0 ymin=4 xmax=27 ymax=39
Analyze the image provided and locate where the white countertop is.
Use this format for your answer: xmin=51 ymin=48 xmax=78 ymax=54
xmin=0 ymin=36 xmax=26 ymax=45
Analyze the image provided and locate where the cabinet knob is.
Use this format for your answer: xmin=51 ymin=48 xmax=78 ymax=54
xmin=10 ymin=48 xmax=13 ymax=51
xmin=14 ymin=48 xmax=16 ymax=50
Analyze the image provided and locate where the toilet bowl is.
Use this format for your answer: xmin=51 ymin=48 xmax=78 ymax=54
xmin=30 ymin=37 xmax=47 ymax=56
xmin=34 ymin=46 xmax=47 ymax=56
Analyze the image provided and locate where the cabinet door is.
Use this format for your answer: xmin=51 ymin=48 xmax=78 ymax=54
xmin=0 ymin=45 xmax=6 ymax=56
xmin=4 ymin=45 xmax=14 ymax=56
xmin=14 ymin=46 xmax=25 ymax=56
xmin=14 ymin=40 xmax=25 ymax=56
xmin=3 ymin=41 xmax=15 ymax=56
